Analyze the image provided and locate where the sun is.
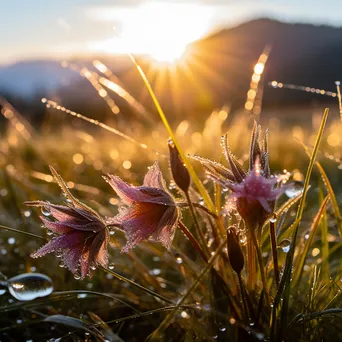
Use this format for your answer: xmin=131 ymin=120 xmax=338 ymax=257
xmin=88 ymin=1 xmax=214 ymax=63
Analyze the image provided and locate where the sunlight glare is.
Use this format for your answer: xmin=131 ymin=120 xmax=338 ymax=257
xmin=88 ymin=1 xmax=214 ymax=63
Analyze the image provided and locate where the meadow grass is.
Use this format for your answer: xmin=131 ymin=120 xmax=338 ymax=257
xmin=0 ymin=62 xmax=341 ymax=341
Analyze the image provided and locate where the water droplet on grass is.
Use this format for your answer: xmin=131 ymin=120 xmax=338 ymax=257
xmin=7 ymin=273 xmax=53 ymax=301
xmin=278 ymin=239 xmax=291 ymax=253
xmin=269 ymin=216 xmax=276 ymax=223
xmin=8 ymin=237 xmax=15 ymax=245
xmin=149 ymin=268 xmax=161 ymax=276
xmin=0 ymin=288 xmax=6 ymax=296
xmin=74 ymin=273 xmax=81 ymax=280
xmin=239 ymin=234 xmax=247 ymax=245
xmin=77 ymin=293 xmax=88 ymax=299
xmin=41 ymin=207 xmax=51 ymax=217
xmin=108 ymin=264 xmax=115 ymax=270
xmin=23 ymin=210 xmax=31 ymax=217
xmin=285 ymin=181 xmax=304 ymax=198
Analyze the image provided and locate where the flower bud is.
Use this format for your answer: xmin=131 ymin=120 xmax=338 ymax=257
xmin=227 ymin=227 xmax=244 ymax=274
xmin=168 ymin=139 xmax=190 ymax=193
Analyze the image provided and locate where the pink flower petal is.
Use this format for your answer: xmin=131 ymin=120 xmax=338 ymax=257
xmin=143 ymin=161 xmax=167 ymax=190
xmin=120 ymin=203 xmax=168 ymax=252
xmin=40 ymin=217 xmax=73 ymax=234
xmin=80 ymin=247 xmax=91 ymax=279
xmin=31 ymin=231 xmax=85 ymax=258
xmin=90 ymin=229 xmax=109 ymax=267
xmin=106 ymin=175 xmax=174 ymax=206
xmin=63 ymin=246 xmax=83 ymax=273
xmin=150 ymin=206 xmax=179 ymax=250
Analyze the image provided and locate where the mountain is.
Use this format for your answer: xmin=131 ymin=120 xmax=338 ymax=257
xmin=1 ymin=19 xmax=342 ymax=116
xmin=0 ymin=60 xmax=81 ymax=97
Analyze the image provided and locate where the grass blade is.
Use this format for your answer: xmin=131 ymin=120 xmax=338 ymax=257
xmin=129 ymin=55 xmax=215 ymax=213
xmin=292 ymin=194 xmax=330 ymax=286
xmin=271 ymin=108 xmax=329 ymax=341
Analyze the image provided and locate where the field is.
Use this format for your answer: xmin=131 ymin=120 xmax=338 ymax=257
xmin=0 ymin=64 xmax=342 ymax=341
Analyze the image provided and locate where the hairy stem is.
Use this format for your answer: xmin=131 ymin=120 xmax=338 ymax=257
xmin=185 ymin=192 xmax=210 ymax=258
xmin=246 ymin=232 xmax=256 ymax=293
xmin=237 ymin=273 xmax=249 ymax=322
xmin=178 ymin=221 xmax=208 ymax=263
xmin=269 ymin=218 xmax=280 ymax=288
xmin=250 ymin=230 xmax=271 ymax=306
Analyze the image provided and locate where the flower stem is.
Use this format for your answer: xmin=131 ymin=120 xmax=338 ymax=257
xmin=192 ymin=203 xmax=218 ymax=219
xmin=246 ymin=232 xmax=256 ymax=293
xmin=178 ymin=221 xmax=208 ymax=263
xmin=184 ymin=192 xmax=210 ymax=258
xmin=99 ymin=266 xmax=173 ymax=305
xmin=269 ymin=218 xmax=280 ymax=288
xmin=250 ymin=230 xmax=271 ymax=306
xmin=237 ymin=272 xmax=249 ymax=322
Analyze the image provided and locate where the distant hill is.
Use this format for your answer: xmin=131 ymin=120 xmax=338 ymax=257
xmin=0 ymin=60 xmax=81 ymax=97
xmin=1 ymin=19 xmax=341 ymax=116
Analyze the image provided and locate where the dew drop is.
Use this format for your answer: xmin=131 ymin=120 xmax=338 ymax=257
xmin=23 ymin=210 xmax=31 ymax=217
xmin=219 ymin=327 xmax=227 ymax=332
xmin=269 ymin=216 xmax=277 ymax=224
xmin=278 ymin=239 xmax=291 ymax=253
xmin=7 ymin=273 xmax=53 ymax=301
xmin=149 ymin=268 xmax=161 ymax=276
xmin=8 ymin=237 xmax=16 ymax=245
xmin=0 ymin=188 xmax=8 ymax=197
xmin=239 ymin=234 xmax=247 ymax=246
xmin=285 ymin=181 xmax=304 ymax=198
xmin=0 ymin=288 xmax=7 ymax=296
xmin=77 ymin=293 xmax=88 ymax=299
xmin=59 ymin=261 xmax=65 ymax=268
xmin=41 ymin=207 xmax=51 ymax=217
xmin=175 ymin=256 xmax=183 ymax=264
xmin=108 ymin=264 xmax=115 ymax=270
xmin=74 ymin=274 xmax=81 ymax=280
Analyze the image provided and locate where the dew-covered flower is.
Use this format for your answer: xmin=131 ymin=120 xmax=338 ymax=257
xmin=193 ymin=121 xmax=284 ymax=229
xmin=25 ymin=167 xmax=109 ymax=279
xmin=229 ymin=160 xmax=284 ymax=229
xmin=105 ymin=161 xmax=180 ymax=252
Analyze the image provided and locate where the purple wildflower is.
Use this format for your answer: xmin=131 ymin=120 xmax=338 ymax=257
xmin=105 ymin=161 xmax=180 ymax=252
xmin=192 ymin=121 xmax=284 ymax=229
xmin=229 ymin=159 xmax=284 ymax=229
xmin=25 ymin=167 xmax=109 ymax=279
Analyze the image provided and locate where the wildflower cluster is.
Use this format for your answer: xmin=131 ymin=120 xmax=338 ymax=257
xmin=26 ymin=122 xmax=286 ymax=283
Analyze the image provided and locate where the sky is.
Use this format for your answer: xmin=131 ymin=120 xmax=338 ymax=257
xmin=2 ymin=0 xmax=342 ymax=65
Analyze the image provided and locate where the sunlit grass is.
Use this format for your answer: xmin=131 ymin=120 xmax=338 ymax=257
xmin=1 ymin=61 xmax=342 ymax=340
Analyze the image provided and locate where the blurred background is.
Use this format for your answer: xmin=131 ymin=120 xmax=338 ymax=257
xmin=1 ymin=0 xmax=342 ymax=127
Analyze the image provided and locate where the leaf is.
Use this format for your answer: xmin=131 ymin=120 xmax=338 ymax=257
xmin=292 ymin=194 xmax=330 ymax=286
xmin=88 ymin=312 xmax=124 ymax=342
xmin=44 ymin=314 xmax=105 ymax=341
